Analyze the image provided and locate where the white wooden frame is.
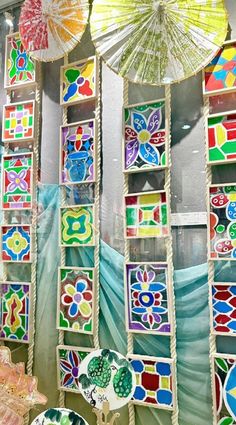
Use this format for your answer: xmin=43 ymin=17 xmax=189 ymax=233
xmin=206 ymin=109 xmax=236 ymax=165
xmin=122 ymin=98 xmax=168 ymax=174
xmin=128 ymin=353 xmax=175 ymax=411
xmin=56 ymin=266 xmax=95 ymax=335
xmin=0 ymin=281 xmax=32 ymax=344
xmin=0 ymin=224 xmax=32 ymax=263
xmin=59 ymin=204 xmax=96 ymax=247
xmin=1 ymin=152 xmax=34 ymax=211
xmin=60 ymin=56 xmax=99 ymax=106
xmin=124 ymin=190 xmax=170 ymax=240
xmin=207 ymin=183 xmax=236 ymax=261
xmin=209 ymin=282 xmax=236 ymax=337
xmin=4 ymin=32 xmax=36 ymax=90
xmin=124 ymin=262 xmax=173 ymax=336
xmin=2 ymin=99 xmax=36 ymax=143
xmin=59 ymin=118 xmax=97 ymax=186
xmin=203 ymin=39 xmax=236 ymax=97
xmin=56 ymin=345 xmax=94 ymax=393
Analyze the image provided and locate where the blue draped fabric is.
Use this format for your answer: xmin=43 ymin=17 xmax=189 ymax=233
xmin=6 ymin=184 xmax=220 ymax=424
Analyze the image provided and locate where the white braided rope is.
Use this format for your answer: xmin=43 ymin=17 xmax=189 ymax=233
xmin=94 ymin=57 xmax=102 ymax=351
xmin=164 ymin=85 xmax=179 ymax=425
xmin=123 ymin=78 xmax=135 ymax=425
xmin=204 ymin=95 xmax=217 ymax=424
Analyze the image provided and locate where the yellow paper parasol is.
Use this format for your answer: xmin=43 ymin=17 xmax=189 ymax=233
xmin=90 ymin=0 xmax=228 ymax=85
xmin=19 ymin=0 xmax=89 ymax=62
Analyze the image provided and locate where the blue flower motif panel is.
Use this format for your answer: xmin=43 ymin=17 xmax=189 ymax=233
xmin=129 ymin=355 xmax=174 ymax=409
xmin=126 ymin=263 xmax=171 ymax=335
xmin=1 ymin=225 xmax=31 ymax=262
xmin=124 ymin=100 xmax=167 ymax=173
xmin=61 ymin=120 xmax=96 ymax=185
xmin=212 ymin=284 xmax=236 ymax=335
xmin=213 ymin=354 xmax=236 ymax=425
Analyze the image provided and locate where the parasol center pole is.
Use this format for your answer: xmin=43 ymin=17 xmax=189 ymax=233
xmin=152 ymin=0 xmax=165 ymax=13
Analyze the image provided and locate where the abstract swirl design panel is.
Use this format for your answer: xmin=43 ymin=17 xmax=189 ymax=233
xmin=129 ymin=355 xmax=174 ymax=409
xmin=207 ymin=112 xmax=236 ymax=164
xmin=57 ymin=345 xmax=92 ymax=393
xmin=213 ymin=354 xmax=236 ymax=425
xmin=204 ymin=41 xmax=236 ymax=95
xmin=61 ymin=57 xmax=97 ymax=105
xmin=61 ymin=120 xmax=95 ymax=184
xmin=2 ymin=153 xmax=33 ymax=210
xmin=5 ymin=33 xmax=35 ymax=88
xmin=1 ymin=225 xmax=31 ymax=262
xmin=58 ymin=268 xmax=94 ymax=334
xmin=125 ymin=263 xmax=171 ymax=334
xmin=2 ymin=101 xmax=35 ymax=142
xmin=124 ymin=101 xmax=166 ymax=172
xmin=209 ymin=185 xmax=236 ymax=260
xmin=125 ymin=191 xmax=169 ymax=239
xmin=60 ymin=205 xmax=95 ymax=246
xmin=0 ymin=282 xmax=31 ymax=342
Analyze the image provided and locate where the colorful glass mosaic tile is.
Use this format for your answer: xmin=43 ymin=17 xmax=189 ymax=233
xmin=5 ymin=33 xmax=35 ymax=88
xmin=209 ymin=185 xmax=236 ymax=260
xmin=60 ymin=206 xmax=95 ymax=246
xmin=1 ymin=225 xmax=31 ymax=262
xmin=204 ymin=41 xmax=236 ymax=94
xmin=57 ymin=345 xmax=92 ymax=393
xmin=124 ymin=100 xmax=166 ymax=172
xmin=61 ymin=57 xmax=96 ymax=105
xmin=2 ymin=101 xmax=35 ymax=142
xmin=61 ymin=120 xmax=95 ymax=184
xmin=2 ymin=153 xmax=33 ymax=210
xmin=125 ymin=191 xmax=169 ymax=239
xmin=207 ymin=112 xmax=236 ymax=164
xmin=126 ymin=263 xmax=171 ymax=334
xmin=213 ymin=355 xmax=236 ymax=424
xmin=58 ymin=268 xmax=94 ymax=334
xmin=0 ymin=282 xmax=31 ymax=342
xmin=211 ymin=284 xmax=236 ymax=335
xmin=129 ymin=355 xmax=174 ymax=409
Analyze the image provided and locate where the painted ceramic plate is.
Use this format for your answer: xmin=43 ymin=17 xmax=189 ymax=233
xmin=31 ymin=408 xmax=88 ymax=425
xmin=78 ymin=349 xmax=136 ymax=410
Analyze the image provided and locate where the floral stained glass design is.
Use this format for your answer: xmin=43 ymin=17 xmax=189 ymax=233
xmin=212 ymin=284 xmax=236 ymax=336
xmin=213 ymin=355 xmax=236 ymax=425
xmin=126 ymin=263 xmax=171 ymax=334
xmin=204 ymin=41 xmax=236 ymax=95
xmin=57 ymin=346 xmax=92 ymax=393
xmin=61 ymin=206 xmax=95 ymax=246
xmin=61 ymin=120 xmax=95 ymax=184
xmin=1 ymin=225 xmax=31 ymax=262
xmin=129 ymin=355 xmax=174 ymax=409
xmin=0 ymin=282 xmax=31 ymax=342
xmin=2 ymin=153 xmax=33 ymax=210
xmin=58 ymin=268 xmax=94 ymax=334
xmin=209 ymin=185 xmax=236 ymax=260
xmin=125 ymin=191 xmax=169 ymax=239
xmin=61 ymin=57 xmax=96 ymax=105
xmin=207 ymin=112 xmax=236 ymax=164
xmin=5 ymin=33 xmax=35 ymax=88
xmin=2 ymin=101 xmax=35 ymax=142
xmin=124 ymin=101 xmax=166 ymax=172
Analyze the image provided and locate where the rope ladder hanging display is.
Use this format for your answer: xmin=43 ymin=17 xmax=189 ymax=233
xmin=203 ymin=38 xmax=236 ymax=425
xmin=123 ymin=81 xmax=178 ymax=424
xmin=56 ymin=53 xmax=102 ymax=407
xmin=1 ymin=29 xmax=41 ymax=425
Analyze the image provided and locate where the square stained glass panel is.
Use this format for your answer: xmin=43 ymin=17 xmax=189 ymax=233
xmin=0 ymin=282 xmax=31 ymax=343
xmin=207 ymin=112 xmax=236 ymax=164
xmin=213 ymin=354 xmax=236 ymax=424
xmin=5 ymin=33 xmax=35 ymax=88
xmin=2 ymin=101 xmax=35 ymax=142
xmin=211 ymin=283 xmax=236 ymax=336
xmin=125 ymin=263 xmax=171 ymax=334
xmin=125 ymin=191 xmax=169 ymax=239
xmin=60 ymin=205 xmax=95 ymax=247
xmin=124 ymin=100 xmax=166 ymax=172
xmin=1 ymin=225 xmax=31 ymax=262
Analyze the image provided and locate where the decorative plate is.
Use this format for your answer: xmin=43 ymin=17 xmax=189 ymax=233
xmin=31 ymin=408 xmax=88 ymax=425
xmin=78 ymin=349 xmax=136 ymax=410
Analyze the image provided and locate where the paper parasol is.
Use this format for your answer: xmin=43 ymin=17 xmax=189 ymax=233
xmin=19 ymin=0 xmax=89 ymax=62
xmin=90 ymin=0 xmax=228 ymax=85
xmin=78 ymin=349 xmax=136 ymax=411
